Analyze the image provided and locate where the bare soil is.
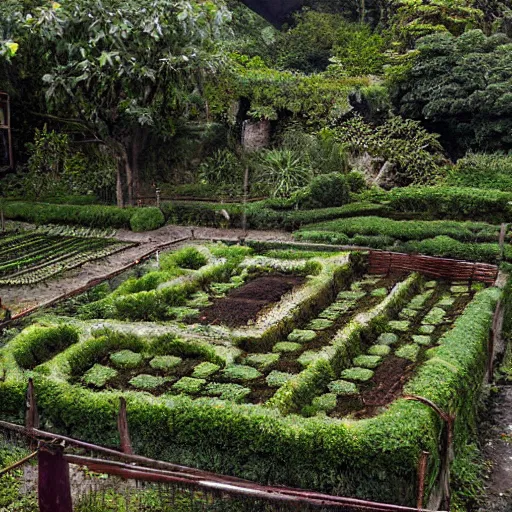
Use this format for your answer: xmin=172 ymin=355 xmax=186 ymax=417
xmin=199 ymin=275 xmax=305 ymax=328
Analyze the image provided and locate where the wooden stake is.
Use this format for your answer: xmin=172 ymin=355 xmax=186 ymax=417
xmin=118 ymin=397 xmax=133 ymax=454
xmin=38 ymin=443 xmax=73 ymax=512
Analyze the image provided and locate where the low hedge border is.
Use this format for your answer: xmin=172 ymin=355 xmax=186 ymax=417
xmin=3 ymin=202 xmax=165 ymax=232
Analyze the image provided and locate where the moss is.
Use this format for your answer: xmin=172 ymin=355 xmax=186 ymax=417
xmin=287 ymin=329 xmax=317 ymax=344
xmin=328 ymin=379 xmax=358 ymax=395
xmin=311 ymin=393 xmax=338 ymax=413
xmin=222 ymin=364 xmax=262 ymax=381
xmin=353 ymin=355 xmax=382 ymax=369
xmin=395 ymin=344 xmax=421 ymax=362
xmin=387 ymin=320 xmax=410 ymax=332
xmin=172 ymin=377 xmax=206 ymax=394
xmin=266 ymin=371 xmax=295 ymax=388
xmin=82 ymin=364 xmax=118 ymax=388
xmin=110 ymin=350 xmax=143 ymax=369
xmin=204 ymin=383 xmax=251 ymax=403
xmin=273 ymin=342 xmax=302 ymax=353
xmin=368 ymin=345 xmax=391 ymax=356
xmin=425 ymin=281 xmax=437 ymax=288
xmin=423 ymin=307 xmax=446 ymax=325
xmin=130 ymin=374 xmax=167 ymax=390
xmin=298 ymin=350 xmax=320 ymax=367
xmin=244 ymin=353 xmax=280 ymax=371
xmin=149 ymin=355 xmax=182 ymax=371
xmin=419 ymin=325 xmax=436 ymax=334
xmin=340 ymin=367 xmax=374 ymax=382
xmin=307 ymin=318 xmax=334 ymax=331
xmin=191 ymin=362 xmax=220 ymax=379
xmin=377 ymin=332 xmax=399 ymax=345
xmin=371 ymin=288 xmax=388 ymax=298
xmin=412 ymin=335 xmax=431 ymax=346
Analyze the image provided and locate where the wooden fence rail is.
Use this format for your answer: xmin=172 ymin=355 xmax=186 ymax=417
xmin=368 ymin=251 xmax=499 ymax=284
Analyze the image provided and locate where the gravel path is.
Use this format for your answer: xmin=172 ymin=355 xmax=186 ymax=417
xmin=0 ymin=224 xmax=293 ymax=312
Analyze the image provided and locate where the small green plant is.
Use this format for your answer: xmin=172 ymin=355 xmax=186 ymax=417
xmin=149 ymin=356 xmax=182 ymax=371
xmin=387 ymin=320 xmax=410 ymax=332
xmin=172 ymin=377 xmax=206 ymax=393
xmin=82 ymin=364 xmax=118 ymax=388
xmin=205 ymin=383 xmax=251 ymax=402
xmin=110 ymin=350 xmax=143 ymax=369
xmin=353 ymin=355 xmax=382 ymax=369
xmin=328 ymin=380 xmax=358 ymax=395
xmin=273 ymin=342 xmax=302 ymax=353
xmin=244 ymin=353 xmax=280 ymax=371
xmin=129 ymin=374 xmax=167 ymax=390
xmin=308 ymin=173 xmax=350 ymax=208
xmin=395 ymin=344 xmax=421 ymax=362
xmin=287 ymin=329 xmax=317 ymax=344
xmin=221 ymin=364 xmax=262 ymax=381
xmin=191 ymin=362 xmax=220 ymax=379
xmin=368 ymin=345 xmax=391 ymax=356
xmin=377 ymin=333 xmax=399 ymax=345
xmin=266 ymin=371 xmax=295 ymax=388
xmin=311 ymin=393 xmax=337 ymax=413
xmin=340 ymin=367 xmax=374 ymax=381
xmin=307 ymin=319 xmax=334 ymax=331
xmin=412 ymin=335 xmax=431 ymax=346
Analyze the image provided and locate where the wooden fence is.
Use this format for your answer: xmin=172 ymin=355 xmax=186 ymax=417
xmin=368 ymin=251 xmax=499 ymax=284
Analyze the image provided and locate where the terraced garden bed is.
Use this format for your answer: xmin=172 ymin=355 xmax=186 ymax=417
xmin=0 ymin=230 xmax=134 ymax=285
xmin=0 ymin=242 xmax=503 ymax=506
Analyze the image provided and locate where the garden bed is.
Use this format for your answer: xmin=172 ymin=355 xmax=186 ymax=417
xmin=0 ymin=242 xmax=504 ymax=506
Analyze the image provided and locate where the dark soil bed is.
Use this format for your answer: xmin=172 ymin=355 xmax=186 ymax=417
xmin=199 ymin=274 xmax=305 ymax=328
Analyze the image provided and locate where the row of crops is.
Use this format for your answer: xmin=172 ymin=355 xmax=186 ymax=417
xmin=0 ymin=231 xmax=134 ymax=286
xmin=0 ymin=243 xmax=503 ymax=505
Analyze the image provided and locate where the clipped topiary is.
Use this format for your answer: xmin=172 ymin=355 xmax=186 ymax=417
xmin=244 ymin=353 xmax=280 ymax=371
xmin=308 ymin=173 xmax=350 ymax=208
xmin=110 ymin=350 xmax=143 ymax=369
xmin=287 ymin=329 xmax=317 ymax=344
xmin=205 ymin=383 xmax=251 ymax=403
xmin=130 ymin=207 xmax=165 ymax=232
xmin=222 ymin=364 xmax=262 ymax=381
xmin=149 ymin=356 xmax=182 ymax=372
xmin=172 ymin=376 xmax=206 ymax=393
xmin=129 ymin=374 xmax=167 ymax=390
xmin=82 ymin=364 xmax=118 ymax=388
xmin=328 ymin=379 xmax=358 ymax=395
xmin=191 ymin=362 xmax=220 ymax=379
xmin=266 ymin=371 xmax=295 ymax=388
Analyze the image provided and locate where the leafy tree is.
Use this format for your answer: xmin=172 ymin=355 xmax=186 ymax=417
xmin=393 ymin=30 xmax=512 ymax=154
xmin=2 ymin=0 xmax=231 ymax=206
xmin=335 ymin=114 xmax=445 ymax=184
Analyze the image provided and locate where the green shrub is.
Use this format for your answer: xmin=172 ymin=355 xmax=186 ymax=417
xmin=244 ymin=353 xmax=279 ymax=371
xmin=308 ymin=173 xmax=350 ymax=208
xmin=11 ymin=325 xmax=79 ymax=369
xmin=287 ymin=330 xmax=317 ymax=344
xmin=368 ymin=345 xmax=391 ymax=356
xmin=167 ymin=247 xmax=208 ymax=270
xmin=346 ymin=171 xmax=367 ymax=193
xmin=129 ymin=208 xmax=165 ymax=232
xmin=310 ymin=393 xmax=337 ymax=413
xmin=386 ymin=186 xmax=512 ymax=222
xmin=4 ymin=201 xmax=134 ymax=229
xmin=272 ymin=342 xmax=302 ymax=353
xmin=377 ymin=333 xmax=399 ymax=345
xmin=395 ymin=344 xmax=421 ymax=362
xmin=352 ymin=355 xmax=382 ymax=369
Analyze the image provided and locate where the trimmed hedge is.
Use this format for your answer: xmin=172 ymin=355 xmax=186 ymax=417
xmin=3 ymin=201 xmax=165 ymax=232
xmin=385 ymin=187 xmax=512 ymax=222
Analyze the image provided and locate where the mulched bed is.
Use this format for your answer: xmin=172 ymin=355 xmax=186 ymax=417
xmin=199 ymin=274 xmax=305 ymax=328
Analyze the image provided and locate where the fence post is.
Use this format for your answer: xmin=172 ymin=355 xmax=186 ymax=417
xmin=118 ymin=397 xmax=133 ymax=455
xmin=38 ymin=442 xmax=73 ymax=512
xmin=417 ymin=451 xmax=429 ymax=509
xmin=499 ymin=223 xmax=508 ymax=262
xmin=25 ymin=378 xmax=39 ymax=431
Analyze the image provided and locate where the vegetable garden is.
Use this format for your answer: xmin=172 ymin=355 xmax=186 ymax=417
xmin=0 ymin=242 xmax=505 ymax=507
xmin=0 ymin=230 xmax=133 ymax=286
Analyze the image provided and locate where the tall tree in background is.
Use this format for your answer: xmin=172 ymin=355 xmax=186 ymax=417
xmin=2 ymin=0 xmax=230 ymax=206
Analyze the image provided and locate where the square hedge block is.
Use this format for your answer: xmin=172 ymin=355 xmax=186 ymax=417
xmin=395 ymin=344 xmax=421 ymax=362
xmin=328 ymin=379 xmax=358 ymax=395
xmin=387 ymin=320 xmax=410 ymax=332
xmin=311 ymin=393 xmax=338 ymax=413
xmin=418 ymin=325 xmax=436 ymax=335
xmin=149 ymin=356 xmax=182 ymax=372
xmin=244 ymin=353 xmax=280 ymax=371
xmin=371 ymin=288 xmax=388 ymax=298
xmin=340 ymin=367 xmax=374 ymax=382
xmin=172 ymin=376 xmax=206 ymax=394
xmin=337 ymin=290 xmax=366 ymax=301
xmin=422 ymin=307 xmax=446 ymax=325
xmin=83 ymin=364 xmax=118 ymax=388
xmin=130 ymin=374 xmax=168 ymax=391
xmin=287 ymin=329 xmax=317 ymax=344
xmin=353 ymin=355 xmax=382 ymax=369
xmin=298 ymin=350 xmax=320 ymax=368
xmin=204 ymin=383 xmax=251 ymax=403
xmin=368 ymin=345 xmax=391 ymax=357
xmin=307 ymin=318 xmax=334 ymax=331
xmin=273 ymin=342 xmax=303 ymax=354
xmin=192 ymin=362 xmax=221 ymax=379
xmin=110 ymin=350 xmax=143 ymax=369
xmin=266 ymin=370 xmax=295 ymax=388
xmin=222 ymin=364 xmax=262 ymax=381
xmin=377 ymin=333 xmax=399 ymax=346
xmin=412 ymin=335 xmax=431 ymax=346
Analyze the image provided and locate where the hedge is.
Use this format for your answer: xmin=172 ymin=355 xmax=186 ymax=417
xmin=3 ymin=201 xmax=164 ymax=231
xmin=385 ymin=187 xmax=512 ymax=222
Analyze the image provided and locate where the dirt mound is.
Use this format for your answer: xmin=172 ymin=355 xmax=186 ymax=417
xmin=199 ymin=274 xmax=304 ymax=328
